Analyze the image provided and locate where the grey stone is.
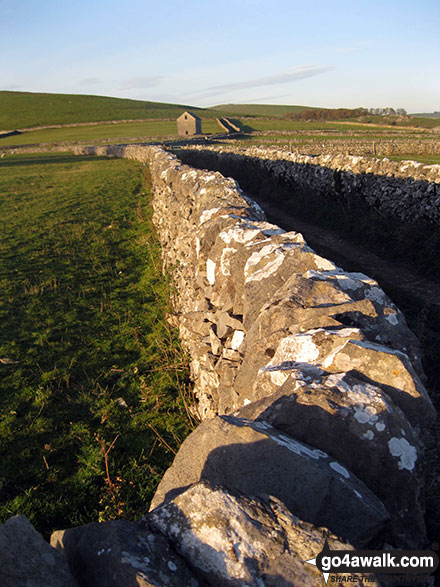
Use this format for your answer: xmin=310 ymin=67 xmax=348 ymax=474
xmin=321 ymin=338 xmax=435 ymax=430
xmin=51 ymin=519 xmax=197 ymax=587
xmin=234 ymin=371 xmax=427 ymax=548
xmin=0 ymin=515 xmax=78 ymax=587
xmin=149 ymin=481 xmax=380 ymax=587
xmin=150 ymin=415 xmax=389 ymax=547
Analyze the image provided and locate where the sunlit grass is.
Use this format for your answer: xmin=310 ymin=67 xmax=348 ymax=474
xmin=0 ymin=119 xmax=222 ymax=147
xmin=0 ymin=152 xmax=195 ymax=537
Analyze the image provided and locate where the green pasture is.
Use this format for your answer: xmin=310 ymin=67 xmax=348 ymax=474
xmin=0 ymin=91 xmax=224 ymax=130
xmin=0 ymin=152 xmax=194 ymax=537
xmin=350 ymin=114 xmax=440 ymax=129
xmin=236 ymin=118 xmax=435 ymax=134
xmin=210 ymin=103 xmax=314 ymax=117
xmin=0 ymin=119 xmax=222 ymax=147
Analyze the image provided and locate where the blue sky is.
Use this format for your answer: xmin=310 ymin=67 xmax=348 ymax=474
xmin=1 ymin=0 xmax=439 ymax=112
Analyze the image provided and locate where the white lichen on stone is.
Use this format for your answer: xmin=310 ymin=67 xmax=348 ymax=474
xmin=231 ymin=330 xmax=245 ymax=350
xmin=203 ymin=173 xmax=218 ymax=182
xmin=206 ymin=259 xmax=216 ymax=285
xmin=120 ymin=551 xmax=150 ymax=571
xmin=329 ymin=462 xmax=350 ymax=478
xmin=220 ymin=226 xmax=261 ymax=244
xmin=200 ymin=207 xmax=221 ymax=224
xmin=388 ymin=437 xmax=418 ymax=471
xmin=385 ymin=313 xmax=399 ymax=326
xmin=220 ymin=247 xmax=236 ymax=276
xmin=272 ymin=334 xmax=321 ymax=365
xmin=244 ymin=243 xmax=282 ymax=281
xmin=252 ymin=421 xmax=328 ymax=460
xmin=354 ymin=405 xmax=378 ymax=425
xmin=363 ymin=430 xmax=375 ymax=440
xmin=245 ymin=254 xmax=285 ymax=282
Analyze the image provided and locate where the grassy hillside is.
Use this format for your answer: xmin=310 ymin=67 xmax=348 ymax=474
xmin=0 ymin=152 xmax=194 ymax=536
xmin=0 ymin=91 xmax=222 ymax=130
xmin=210 ymin=103 xmax=316 ymax=117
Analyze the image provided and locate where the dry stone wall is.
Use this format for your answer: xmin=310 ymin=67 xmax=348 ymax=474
xmin=1 ymin=144 xmax=437 ymax=586
xmin=179 ymin=144 xmax=440 ymax=225
xmin=81 ymin=144 xmax=434 ymax=550
xmin=235 ymin=135 xmax=440 ymax=157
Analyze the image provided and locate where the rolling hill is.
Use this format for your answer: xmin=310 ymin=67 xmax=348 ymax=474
xmin=210 ymin=103 xmax=316 ymax=117
xmin=0 ymin=91 xmax=222 ymax=130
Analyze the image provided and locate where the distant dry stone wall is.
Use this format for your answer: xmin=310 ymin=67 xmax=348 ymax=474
xmin=243 ymin=134 xmax=440 ymax=157
xmin=2 ymin=144 xmax=437 ymax=586
xmin=180 ymin=144 xmax=440 ymax=225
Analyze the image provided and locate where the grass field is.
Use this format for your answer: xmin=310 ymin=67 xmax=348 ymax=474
xmin=234 ymin=118 xmax=421 ymax=134
xmin=211 ymin=103 xmax=315 ymax=117
xmin=0 ymin=91 xmax=224 ymax=130
xmin=0 ymin=119 xmax=222 ymax=147
xmin=0 ymin=152 xmax=194 ymax=537
xmin=351 ymin=115 xmax=440 ymax=129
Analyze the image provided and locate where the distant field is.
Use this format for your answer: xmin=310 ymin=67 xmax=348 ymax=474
xmin=0 ymin=91 xmax=223 ymax=130
xmin=0 ymin=152 xmax=193 ymax=536
xmin=236 ymin=118 xmax=403 ymax=133
xmin=211 ymin=103 xmax=316 ymax=117
xmin=1 ymin=92 xmax=437 ymax=165
xmin=0 ymin=119 xmax=222 ymax=147
xmin=380 ymin=154 xmax=440 ymax=165
xmin=220 ymin=122 xmax=440 ymax=164
xmin=345 ymin=115 xmax=440 ymax=129
xmin=410 ymin=112 xmax=440 ymax=119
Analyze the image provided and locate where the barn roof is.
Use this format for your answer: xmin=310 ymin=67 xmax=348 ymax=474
xmin=177 ymin=111 xmax=201 ymax=121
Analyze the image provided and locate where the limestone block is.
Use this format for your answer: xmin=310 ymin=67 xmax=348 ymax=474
xmin=321 ymin=339 xmax=435 ymax=429
xmin=0 ymin=515 xmax=78 ymax=587
xmin=150 ymin=415 xmax=389 ymax=547
xmin=302 ymin=269 xmax=424 ymax=375
xmin=149 ymin=481 xmax=379 ymax=587
xmin=51 ymin=519 xmax=196 ymax=587
xmin=235 ymin=371 xmax=427 ymax=548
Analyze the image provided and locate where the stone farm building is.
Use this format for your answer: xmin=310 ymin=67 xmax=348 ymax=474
xmin=177 ymin=111 xmax=202 ymax=136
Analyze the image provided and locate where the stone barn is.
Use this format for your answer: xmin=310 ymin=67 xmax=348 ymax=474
xmin=177 ymin=111 xmax=202 ymax=136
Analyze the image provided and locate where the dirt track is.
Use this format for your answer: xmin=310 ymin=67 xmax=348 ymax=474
xmin=260 ymin=200 xmax=440 ymax=309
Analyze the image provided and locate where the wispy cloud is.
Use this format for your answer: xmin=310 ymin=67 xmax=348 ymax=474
xmin=119 ymin=76 xmax=164 ymax=90
xmin=189 ymin=65 xmax=334 ymax=98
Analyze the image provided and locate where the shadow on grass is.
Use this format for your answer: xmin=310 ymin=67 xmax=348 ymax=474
xmin=0 ymin=154 xmax=108 ymax=168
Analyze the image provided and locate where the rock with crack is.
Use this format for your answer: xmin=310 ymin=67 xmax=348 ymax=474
xmin=236 ymin=321 xmax=433 ymax=432
xmin=234 ymin=371 xmax=427 ymax=548
xmin=51 ymin=519 xmax=197 ymax=587
xmin=321 ymin=338 xmax=435 ymax=430
xmin=202 ymin=218 xmax=292 ymax=316
xmin=150 ymin=415 xmax=389 ymax=547
xmin=300 ymin=269 xmax=424 ymax=375
xmin=148 ymin=481 xmax=380 ymax=587
xmin=0 ymin=515 xmax=78 ymax=587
